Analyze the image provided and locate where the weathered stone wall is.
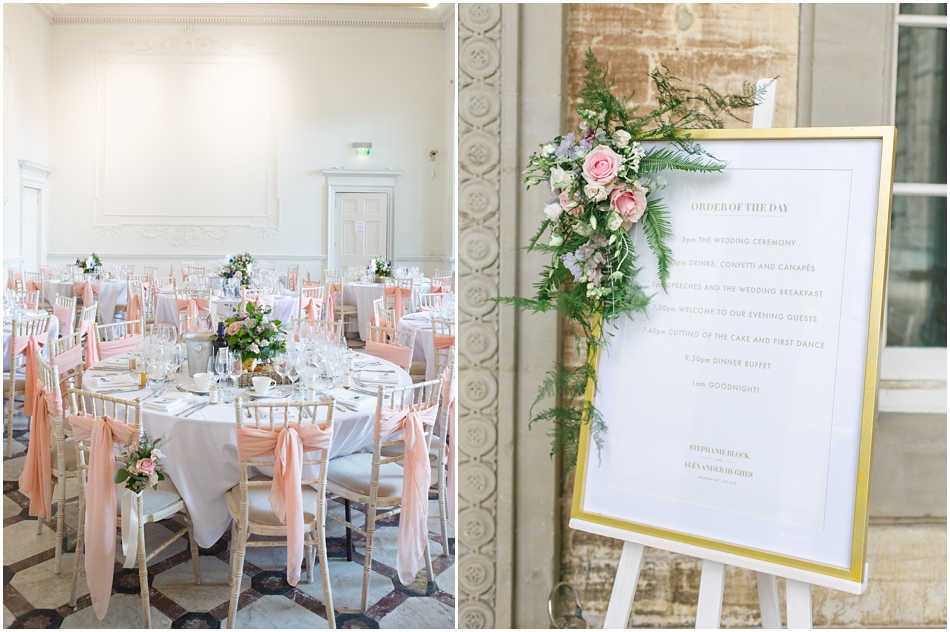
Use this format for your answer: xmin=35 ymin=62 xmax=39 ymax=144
xmin=557 ymin=3 xmax=947 ymax=628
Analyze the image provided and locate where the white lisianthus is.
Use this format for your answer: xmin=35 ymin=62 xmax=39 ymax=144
xmin=543 ymin=203 xmax=563 ymax=221
xmin=549 ymin=234 xmax=564 ymax=247
xmin=550 ymin=166 xmax=573 ymax=190
xmin=590 ymin=215 xmax=598 ymax=230
xmin=542 ymin=143 xmax=556 ymax=155
xmin=606 ymin=212 xmax=623 ymax=232
xmin=614 ymin=129 xmax=632 ymax=148
xmin=249 ymin=343 xmax=260 ymax=354
xmin=150 ymin=449 xmax=163 ymax=460
xmin=608 ymin=234 xmax=617 ymax=245
xmin=583 ymin=183 xmax=609 ymax=202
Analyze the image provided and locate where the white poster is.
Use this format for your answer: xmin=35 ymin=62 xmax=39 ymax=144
xmin=576 ymin=132 xmax=892 ymax=582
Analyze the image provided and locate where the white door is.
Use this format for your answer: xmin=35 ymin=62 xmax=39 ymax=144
xmin=20 ymin=187 xmax=39 ymax=271
xmin=333 ymin=192 xmax=389 ymax=271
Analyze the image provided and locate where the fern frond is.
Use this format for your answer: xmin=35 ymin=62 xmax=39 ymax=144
xmin=639 ymin=148 xmax=725 ymax=174
xmin=642 ymin=200 xmax=674 ymax=290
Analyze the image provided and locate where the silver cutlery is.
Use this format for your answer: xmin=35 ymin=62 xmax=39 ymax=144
xmin=97 ymin=386 xmax=145 ymax=394
xmin=181 ymin=402 xmax=211 ymax=418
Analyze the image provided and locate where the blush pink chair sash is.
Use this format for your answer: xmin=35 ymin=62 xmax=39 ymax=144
xmin=441 ymin=374 xmax=456 ymax=528
xmin=244 ymin=294 xmax=275 ymax=309
xmin=235 ymin=423 xmax=334 ymax=586
xmin=376 ymin=404 xmax=438 ymax=585
xmin=26 ymin=279 xmax=43 ymax=293
xmin=151 ymin=283 xmax=174 ymax=298
xmin=126 ymin=293 xmax=143 ymax=324
xmin=73 ymin=281 xmax=101 ymax=308
xmin=69 ymin=413 xmax=139 ymax=621
xmin=97 ymin=335 xmax=144 ymax=361
xmin=368 ymin=315 xmax=392 ymax=329
xmin=6 ymin=271 xmax=22 ymax=289
xmin=432 ymin=333 xmax=455 ymax=352
xmin=364 ymin=340 xmax=412 ymax=371
xmin=78 ymin=319 xmax=99 ymax=368
xmin=53 ymin=344 xmax=85 ymax=377
xmin=287 ymin=272 xmax=298 ymax=292
xmin=18 ymin=380 xmax=63 ymax=520
xmin=53 ymin=303 xmax=74 ymax=333
xmin=428 ymin=284 xmax=445 ymax=294
xmin=11 ymin=332 xmax=48 ymax=416
xmin=325 ymin=283 xmax=343 ymax=322
xmin=175 ymin=298 xmax=212 ymax=330
xmin=300 ymin=296 xmax=320 ymax=321
xmin=383 ymin=286 xmax=409 ymax=324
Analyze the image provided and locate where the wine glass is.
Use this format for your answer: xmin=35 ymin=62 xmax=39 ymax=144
xmin=146 ymin=360 xmax=166 ymax=395
xmin=286 ymin=352 xmax=300 ymax=400
xmin=228 ymin=350 xmax=244 ymax=385
xmin=273 ymin=353 xmax=288 ymax=395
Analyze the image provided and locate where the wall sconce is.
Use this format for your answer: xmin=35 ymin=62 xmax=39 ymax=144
xmin=353 ymin=142 xmax=372 ymax=156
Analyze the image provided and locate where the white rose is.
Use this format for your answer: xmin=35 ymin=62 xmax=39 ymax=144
xmin=85 ymin=257 xmax=95 ymax=269
xmin=150 ymin=449 xmax=163 ymax=460
xmin=549 ymin=234 xmax=564 ymax=247
xmin=542 ymin=143 xmax=556 ymax=155
xmin=606 ymin=212 xmax=623 ymax=232
xmin=249 ymin=343 xmax=260 ymax=354
xmin=549 ymin=166 xmax=573 ymax=190
xmin=543 ymin=203 xmax=563 ymax=222
xmin=614 ymin=129 xmax=632 ymax=148
xmin=584 ymin=183 xmax=609 ymax=202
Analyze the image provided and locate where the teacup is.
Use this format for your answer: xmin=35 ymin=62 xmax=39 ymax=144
xmin=251 ymin=376 xmax=276 ymax=395
xmin=193 ymin=372 xmax=213 ymax=391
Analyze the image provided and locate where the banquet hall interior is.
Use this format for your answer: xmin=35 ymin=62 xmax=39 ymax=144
xmin=3 ymin=3 xmax=456 ymax=628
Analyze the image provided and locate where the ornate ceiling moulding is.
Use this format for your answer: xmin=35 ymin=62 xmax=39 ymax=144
xmin=31 ymin=3 xmax=454 ymax=29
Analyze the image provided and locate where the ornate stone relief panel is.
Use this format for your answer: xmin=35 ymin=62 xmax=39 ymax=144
xmin=93 ymin=25 xmax=280 ymax=247
xmin=458 ymin=3 xmax=502 ymax=629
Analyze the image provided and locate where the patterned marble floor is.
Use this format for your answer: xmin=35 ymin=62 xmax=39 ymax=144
xmin=3 ymin=419 xmax=456 ymax=629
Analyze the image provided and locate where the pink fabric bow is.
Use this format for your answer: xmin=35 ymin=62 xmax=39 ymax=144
xmin=383 ymin=286 xmax=409 ymax=324
xmin=287 ymin=272 xmax=298 ymax=292
xmin=441 ymin=372 xmax=456 ymax=528
xmin=98 ymin=335 xmax=144 ymax=361
xmin=11 ymin=332 xmax=49 ymax=416
xmin=244 ymin=294 xmax=274 ymax=309
xmin=78 ymin=319 xmax=100 ymax=368
xmin=18 ymin=379 xmax=63 ymax=520
xmin=6 ymin=271 xmax=22 ymax=289
xmin=73 ymin=281 xmax=101 ymax=308
xmin=364 ymin=340 xmax=412 ymax=370
xmin=69 ymin=413 xmax=139 ymax=621
xmin=175 ymin=298 xmax=211 ymax=331
xmin=369 ymin=315 xmax=392 ymax=329
xmin=235 ymin=423 xmax=333 ymax=586
xmin=53 ymin=303 xmax=73 ymax=333
xmin=376 ymin=404 xmax=438 ymax=585
xmin=26 ymin=280 xmax=43 ymax=293
xmin=429 ymin=284 xmax=445 ymax=294
xmin=325 ymin=283 xmax=342 ymax=322
xmin=300 ymin=296 xmax=321 ymax=321
xmin=126 ymin=293 xmax=143 ymax=326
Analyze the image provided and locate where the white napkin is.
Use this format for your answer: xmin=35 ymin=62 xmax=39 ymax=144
xmin=358 ymin=370 xmax=399 ymax=384
xmin=143 ymin=392 xmax=195 ymax=413
xmin=96 ymin=357 xmax=131 ymax=370
xmin=90 ymin=373 xmax=138 ymax=390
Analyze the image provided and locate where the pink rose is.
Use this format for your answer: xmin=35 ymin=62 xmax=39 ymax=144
xmin=136 ymin=458 xmax=155 ymax=475
xmin=610 ymin=184 xmax=647 ymax=223
xmin=234 ymin=271 xmax=242 ymax=280
xmin=226 ymin=321 xmax=243 ymax=336
xmin=582 ymin=145 xmax=622 ymax=187
xmin=559 ymin=190 xmax=583 ymax=217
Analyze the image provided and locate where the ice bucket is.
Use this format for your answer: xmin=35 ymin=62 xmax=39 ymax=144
xmin=183 ymin=332 xmax=216 ymax=377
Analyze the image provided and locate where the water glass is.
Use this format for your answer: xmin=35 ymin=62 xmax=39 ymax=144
xmin=221 ymin=376 xmax=237 ymax=404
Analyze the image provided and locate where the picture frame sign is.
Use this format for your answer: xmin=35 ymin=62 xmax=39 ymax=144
xmin=571 ymin=127 xmax=896 ymax=593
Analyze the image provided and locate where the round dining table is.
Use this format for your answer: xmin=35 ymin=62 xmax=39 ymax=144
xmin=342 ymin=279 xmax=430 ymax=341
xmin=3 ymin=310 xmax=60 ymax=371
xmin=43 ymin=279 xmax=127 ymax=324
xmin=397 ymin=312 xmax=454 ymax=380
xmin=80 ymin=352 xmax=411 ymax=548
xmin=154 ymin=292 xmax=299 ymax=328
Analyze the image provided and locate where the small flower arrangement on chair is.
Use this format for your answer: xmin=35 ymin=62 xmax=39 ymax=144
xmin=115 ymin=429 xmax=169 ymax=493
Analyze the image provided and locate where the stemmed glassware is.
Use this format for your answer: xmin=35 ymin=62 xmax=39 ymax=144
xmin=273 ymin=353 xmax=289 ymax=396
xmin=286 ymin=352 xmax=301 ymax=400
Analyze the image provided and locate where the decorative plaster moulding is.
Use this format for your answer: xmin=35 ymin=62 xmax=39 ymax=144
xmin=31 ymin=3 xmax=454 ymax=29
xmin=93 ymin=25 xmax=280 ymax=247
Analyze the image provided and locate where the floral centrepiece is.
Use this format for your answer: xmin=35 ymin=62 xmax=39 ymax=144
xmin=221 ymin=252 xmax=253 ymax=287
xmin=115 ymin=430 xmax=169 ymax=494
xmin=497 ymin=50 xmax=761 ymax=471
xmin=76 ymin=253 xmax=102 ymax=274
xmin=223 ymin=301 xmax=286 ymax=367
xmin=370 ymin=258 xmax=393 ymax=278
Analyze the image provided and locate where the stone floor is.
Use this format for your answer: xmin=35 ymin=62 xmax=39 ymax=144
xmin=3 ymin=415 xmax=455 ymax=629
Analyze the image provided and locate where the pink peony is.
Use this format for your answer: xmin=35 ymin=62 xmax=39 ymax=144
xmin=136 ymin=458 xmax=155 ymax=475
xmin=582 ymin=145 xmax=622 ymax=187
xmin=226 ymin=321 xmax=243 ymax=336
xmin=610 ymin=183 xmax=648 ymax=223
xmin=559 ymin=190 xmax=583 ymax=217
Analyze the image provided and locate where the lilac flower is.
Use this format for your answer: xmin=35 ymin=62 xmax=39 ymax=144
xmin=554 ymin=132 xmax=576 ymax=158
xmin=561 ymin=252 xmax=583 ymax=281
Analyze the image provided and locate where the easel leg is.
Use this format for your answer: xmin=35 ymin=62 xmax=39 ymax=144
xmin=785 ymin=579 xmax=813 ymax=629
xmin=695 ymin=560 xmax=726 ymax=629
xmin=603 ymin=541 xmax=644 ymax=629
xmin=755 ymin=573 xmax=782 ymax=628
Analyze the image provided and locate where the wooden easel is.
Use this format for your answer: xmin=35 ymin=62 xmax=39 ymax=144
xmin=589 ymin=80 xmax=871 ymax=629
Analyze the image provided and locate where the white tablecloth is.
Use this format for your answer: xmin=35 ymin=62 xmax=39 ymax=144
xmin=154 ymin=293 xmax=299 ymax=328
xmin=397 ymin=313 xmax=453 ymax=380
xmin=343 ymin=280 xmax=430 ymax=341
xmin=43 ymin=280 xmax=127 ymax=324
xmin=80 ymin=352 xmax=411 ymax=547
xmin=3 ymin=312 xmax=60 ymax=371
